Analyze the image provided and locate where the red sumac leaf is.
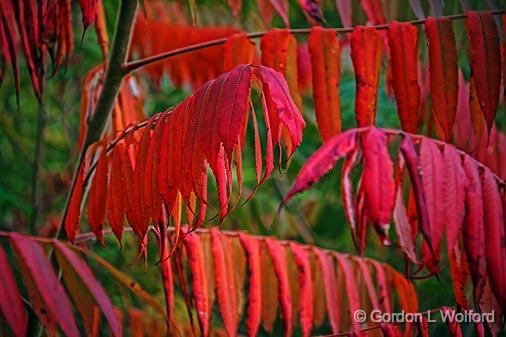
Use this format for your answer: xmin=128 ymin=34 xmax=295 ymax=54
xmin=351 ymin=26 xmax=383 ymax=127
xmin=265 ymin=238 xmax=292 ymax=337
xmin=238 ymin=234 xmax=262 ymax=337
xmin=283 ymin=130 xmax=357 ymax=204
xmin=0 ymin=244 xmax=27 ymax=337
xmin=88 ymin=146 xmax=108 ymax=243
xmin=388 ymin=21 xmax=420 ymax=133
xmin=465 ymin=11 xmax=501 ymax=134
xmin=308 ymin=26 xmax=341 ymax=141
xmin=462 ymin=157 xmax=486 ymax=303
xmin=10 ymin=233 xmax=79 ymax=337
xmin=314 ymin=249 xmax=339 ymax=334
xmin=481 ymin=168 xmax=506 ymax=313
xmin=425 ymin=16 xmax=458 ymax=141
xmin=362 ymin=128 xmax=395 ymax=240
xmin=289 ymin=243 xmax=313 ymax=337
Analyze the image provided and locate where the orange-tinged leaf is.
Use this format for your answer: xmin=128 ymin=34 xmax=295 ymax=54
xmin=308 ymin=26 xmax=341 ymax=141
xmin=351 ymin=26 xmax=383 ymax=127
xmin=314 ymin=249 xmax=339 ymax=334
xmin=183 ymin=232 xmax=211 ymax=337
xmin=335 ymin=255 xmax=363 ymax=334
xmin=238 ymin=234 xmax=262 ymax=337
xmin=265 ymin=238 xmax=292 ymax=337
xmin=465 ymin=11 xmax=501 ymax=134
xmin=159 ymin=231 xmax=174 ymax=326
xmin=289 ymin=243 xmax=313 ymax=337
xmin=223 ymin=33 xmax=255 ymax=72
xmin=88 ymin=146 xmax=108 ymax=243
xmin=261 ymin=29 xmax=302 ymax=111
xmin=107 ymin=144 xmax=126 ymax=243
xmin=211 ymin=229 xmax=239 ymax=337
xmin=10 ymin=233 xmax=79 ymax=337
xmin=0 ymin=244 xmax=27 ymax=337
xmin=259 ymin=239 xmax=279 ymax=334
xmin=425 ymin=16 xmax=458 ymax=141
xmin=54 ymin=241 xmax=121 ymax=337
xmin=388 ymin=21 xmax=420 ymax=133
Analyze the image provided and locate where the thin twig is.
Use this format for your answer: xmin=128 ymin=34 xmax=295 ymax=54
xmin=122 ymin=9 xmax=506 ymax=74
xmin=56 ymin=0 xmax=139 ymax=240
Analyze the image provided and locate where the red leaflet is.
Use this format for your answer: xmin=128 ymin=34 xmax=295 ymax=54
xmin=380 ymin=324 xmax=401 ymax=337
xmin=393 ymin=188 xmax=418 ymax=264
xmin=53 ymin=241 xmax=121 ymax=337
xmin=443 ymin=145 xmax=466 ymax=252
xmin=211 ymin=229 xmax=238 ymax=337
xmin=283 ymin=130 xmax=357 ymax=204
xmin=299 ymin=0 xmax=324 ymax=24
xmin=361 ymin=128 xmax=395 ymax=239
xmin=399 ymin=135 xmax=433 ymax=258
xmin=335 ymin=255 xmax=362 ymax=333
xmin=227 ymin=0 xmax=242 ymax=18
xmin=9 ymin=233 xmax=79 ymax=337
xmin=183 ymin=232 xmax=210 ymax=337
xmin=355 ymin=259 xmax=380 ymax=310
xmin=462 ymin=156 xmax=486 ymax=303
xmin=132 ymin=125 xmax=151 ymax=238
xmin=350 ymin=26 xmax=383 ymax=127
xmin=0 ymin=244 xmax=27 ymax=337
xmin=107 ymin=144 xmax=126 ymax=242
xmin=341 ymin=145 xmax=360 ymax=249
xmin=465 ymin=11 xmax=501 ymax=134
xmin=159 ymin=231 xmax=174 ymax=325
xmin=289 ymin=243 xmax=313 ymax=337
xmin=265 ymin=238 xmax=292 ymax=337
xmin=268 ymin=0 xmax=289 ymax=26
xmin=420 ymin=138 xmax=444 ymax=271
xmin=441 ymin=307 xmax=463 ymax=337
xmin=448 ymin=240 xmax=471 ymax=309
xmin=88 ymin=146 xmax=108 ymax=243
xmin=223 ymin=33 xmax=256 ymax=72
xmin=314 ymin=249 xmax=339 ymax=334
xmin=359 ymin=0 xmax=384 ymax=24
xmin=373 ymin=261 xmax=391 ymax=313
xmin=308 ymin=26 xmax=341 ymax=141
xmin=65 ymin=162 xmax=85 ymax=242
xmin=388 ymin=21 xmax=420 ymax=133
xmin=425 ymin=16 xmax=458 ymax=141
xmin=258 ymin=65 xmax=305 ymax=154
xmin=79 ymin=0 xmax=98 ymax=30
xmin=260 ymin=29 xmax=303 ymax=124
xmin=416 ymin=317 xmax=429 ymax=337
xmin=481 ymin=168 xmax=506 ymax=313
xmin=238 ymin=234 xmax=262 ymax=337
xmin=336 ymin=0 xmax=352 ymax=27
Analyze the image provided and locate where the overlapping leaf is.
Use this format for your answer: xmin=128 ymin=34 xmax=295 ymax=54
xmin=72 ymin=64 xmax=305 ymax=243
xmin=283 ymin=127 xmax=506 ymax=320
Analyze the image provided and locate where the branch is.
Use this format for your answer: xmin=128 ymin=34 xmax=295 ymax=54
xmin=56 ymin=0 xmax=138 ymax=240
xmin=122 ymin=9 xmax=506 ymax=74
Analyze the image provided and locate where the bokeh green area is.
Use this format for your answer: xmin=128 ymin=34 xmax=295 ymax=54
xmin=0 ymin=0 xmax=504 ymax=336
